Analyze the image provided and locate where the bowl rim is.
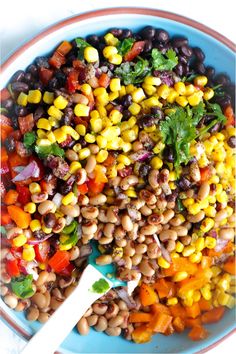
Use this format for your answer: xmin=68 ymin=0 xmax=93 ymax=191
xmin=0 ymin=6 xmax=235 ymax=354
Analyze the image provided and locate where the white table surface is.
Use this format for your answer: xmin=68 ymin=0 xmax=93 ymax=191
xmin=0 ymin=0 xmax=235 ymax=353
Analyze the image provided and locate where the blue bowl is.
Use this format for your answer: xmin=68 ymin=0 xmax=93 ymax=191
xmin=1 ymin=8 xmax=235 ymax=354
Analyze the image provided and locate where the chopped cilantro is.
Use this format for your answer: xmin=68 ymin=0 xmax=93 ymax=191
xmin=90 ymin=278 xmax=110 ymax=294
xmin=198 ymin=102 xmax=226 ymax=137
xmin=114 ymin=57 xmax=151 ymax=85
xmin=117 ymin=38 xmax=135 ymax=56
xmin=23 ymin=132 xmax=36 ymax=150
xmin=151 ymin=48 xmax=178 ymax=71
xmin=177 ymin=198 xmax=185 ymax=212
xmin=75 ymin=38 xmax=91 ymax=60
xmin=35 ymin=143 xmax=65 ymax=158
xmin=11 ymin=275 xmax=34 ymax=299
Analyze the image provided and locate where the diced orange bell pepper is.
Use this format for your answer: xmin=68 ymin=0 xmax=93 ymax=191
xmin=154 ymin=278 xmax=176 ymax=298
xmin=173 ymin=316 xmax=185 ymax=333
xmin=178 ymin=270 xmax=212 ymax=297
xmin=185 ymin=302 xmax=201 ymax=319
xmin=163 ymin=257 xmax=198 ymax=276
xmin=223 ymin=257 xmax=236 ymax=275
xmin=163 ymin=323 xmax=175 ymax=336
xmin=56 ymin=41 xmax=72 ymax=56
xmin=198 ymin=298 xmax=213 ymax=312
xmin=98 ymin=73 xmax=110 ymax=88
xmin=169 ymin=304 xmax=187 ymax=319
xmin=4 ymin=189 xmax=19 ymax=205
xmin=103 ymin=154 xmax=116 ymax=167
xmin=131 ymin=325 xmax=152 ymax=344
xmin=139 ymin=283 xmax=158 ymax=307
xmin=1 ymin=207 xmax=12 ymax=225
xmin=94 ymin=165 xmax=108 ymax=184
xmin=129 ymin=312 xmax=152 ymax=323
xmin=224 ymin=105 xmax=235 ymax=126
xmin=188 ymin=325 xmax=209 ymax=341
xmin=201 ymin=307 xmax=225 ymax=324
xmin=48 ymin=250 xmax=70 ymax=273
xmin=151 ymin=303 xmax=171 ymax=315
xmin=185 ymin=317 xmax=202 ymax=328
xmin=7 ymin=205 xmax=31 ymax=229
xmin=148 ymin=312 xmax=173 ymax=333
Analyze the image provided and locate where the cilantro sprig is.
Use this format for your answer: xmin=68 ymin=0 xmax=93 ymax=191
xmin=151 ymin=48 xmax=178 ymax=71
xmin=117 ymin=38 xmax=135 ymax=56
xmin=75 ymin=38 xmax=91 ymax=60
xmin=11 ymin=275 xmax=34 ymax=299
xmin=35 ymin=143 xmax=65 ymax=158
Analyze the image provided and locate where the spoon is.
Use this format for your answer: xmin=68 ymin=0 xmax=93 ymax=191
xmin=21 ymin=242 xmax=127 ymax=354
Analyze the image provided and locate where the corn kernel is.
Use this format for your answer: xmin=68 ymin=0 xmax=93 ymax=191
xmin=75 ymin=124 xmax=86 ymax=137
xmin=174 ymin=82 xmax=186 ymax=95
xmin=103 ymin=46 xmax=118 ymax=59
xmin=132 ymin=88 xmax=146 ymax=103
xmin=185 ymin=84 xmax=195 ymax=96
xmin=17 ymin=92 xmax=28 ymax=106
xmin=69 ymin=161 xmax=82 ymax=174
xmin=24 ymin=202 xmax=36 ymax=214
xmin=109 ymin=109 xmax=122 ymax=124
xmin=117 ymin=154 xmax=131 ymax=166
xmin=29 ymin=183 xmax=41 ymax=194
xmin=62 ymin=192 xmax=75 ymax=206
xmin=37 ymin=118 xmax=51 ymax=131
xmin=203 ymin=87 xmax=214 ymax=100
xmin=27 ymin=90 xmax=42 ymax=104
xmin=110 ymin=78 xmax=121 ymax=92
xmin=204 ymin=206 xmax=216 ymax=218
xmin=226 ymin=295 xmax=236 ymax=309
xmin=53 ymin=128 xmax=67 ymax=143
xmin=175 ymin=241 xmax=184 ymax=253
xmin=143 ymin=96 xmax=161 ymax=107
xmin=128 ymin=103 xmax=141 ymax=115
xmin=41 ymin=224 xmax=52 ymax=234
xmin=150 ymin=156 xmax=163 ymax=170
xmin=157 ymin=84 xmax=170 ymax=99
xmin=54 ymin=95 xmax=68 ymax=110
xmin=200 ymin=218 xmax=214 ymax=233
xmin=194 ymin=75 xmax=208 ymax=87
xmin=166 ymin=89 xmax=179 ymax=103
xmin=12 ymin=234 xmax=27 ymax=247
xmin=167 ymin=297 xmax=178 ymax=306
xmin=125 ymin=189 xmax=137 ymax=198
xmin=188 ymin=203 xmax=202 ymax=215
xmin=74 ymin=103 xmax=89 ymax=117
xmin=46 ymin=131 xmax=56 ymax=143
xmin=84 ymin=133 xmax=95 ymax=144
xmin=101 ymin=126 xmax=120 ymax=139
xmin=121 ymin=129 xmax=137 ymax=143
xmin=96 ymin=150 xmax=109 ymax=163
xmin=204 ymin=236 xmax=216 ymax=249
xmin=216 ymin=191 xmax=228 ymax=204
xmin=104 ymin=33 xmax=119 ymax=46
xmin=144 ymin=76 xmax=161 ymax=86
xmin=189 ymin=252 xmax=202 ymax=263
xmin=158 ymin=256 xmax=170 ymax=269
xmin=182 ymin=198 xmax=194 ymax=207
xmin=48 ymin=105 xmax=63 ymax=119
xmin=84 ymin=46 xmax=99 ymax=63
xmin=193 ymin=290 xmax=201 ymax=302
xmin=182 ymin=245 xmax=195 ymax=257
xmin=81 ymin=83 xmax=92 ymax=96
xmin=200 ymin=286 xmax=212 ymax=300
xmin=96 ymin=135 xmax=107 ymax=149
xmin=195 ymin=237 xmax=205 ymax=252
xmin=211 ymin=266 xmax=222 ymax=278
xmin=109 ymin=53 xmax=122 ymax=65
xmin=78 ymin=148 xmax=91 ymax=160
xmin=173 ymin=271 xmax=188 ymax=282
xmin=187 ymin=92 xmax=202 ymax=106
xmin=43 ymin=91 xmax=54 ymax=104
xmin=176 ymin=95 xmax=188 ymax=107
xmin=30 ymin=219 xmax=41 ymax=232
xmin=22 ymin=247 xmax=35 ymax=261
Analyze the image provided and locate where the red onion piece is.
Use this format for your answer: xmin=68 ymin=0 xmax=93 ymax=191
xmin=79 ymin=244 xmax=92 ymax=258
xmin=160 ymin=244 xmax=172 ymax=263
xmin=27 ymin=234 xmax=53 ymax=245
xmin=116 ymin=288 xmax=137 ymax=309
xmin=12 ymin=161 xmax=40 ymax=182
xmin=129 ymin=150 xmax=153 ymax=162
xmin=214 ymin=238 xmax=229 ymax=252
xmin=52 ymin=193 xmax=63 ymax=208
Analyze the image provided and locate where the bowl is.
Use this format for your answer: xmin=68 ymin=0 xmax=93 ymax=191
xmin=1 ymin=7 xmax=235 ymax=354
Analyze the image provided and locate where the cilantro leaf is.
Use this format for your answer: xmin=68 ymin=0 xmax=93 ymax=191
xmin=61 ymin=221 xmax=80 ymax=247
xmin=115 ymin=57 xmax=151 ymax=85
xmin=151 ymin=49 xmax=178 ymax=71
xmin=35 ymin=143 xmax=65 ymax=158
xmin=198 ymin=102 xmax=226 ymax=137
xmin=90 ymin=278 xmax=110 ymax=294
xmin=23 ymin=132 xmax=36 ymax=150
xmin=188 ymin=102 xmax=206 ymax=126
xmin=75 ymin=38 xmax=91 ymax=60
xmin=117 ymin=38 xmax=135 ymax=56
xmin=11 ymin=275 xmax=34 ymax=299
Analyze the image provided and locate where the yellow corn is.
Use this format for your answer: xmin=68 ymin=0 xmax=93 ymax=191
xmin=128 ymin=102 xmax=141 ymax=115
xmin=17 ymin=92 xmax=28 ymax=106
xmin=41 ymin=224 xmax=52 ymax=234
xmin=166 ymin=89 xmax=179 ymax=104
xmin=144 ymin=76 xmax=161 ymax=86
xmin=195 ymin=237 xmax=205 ymax=252
xmin=216 ymin=191 xmax=228 ymax=204
xmin=175 ymin=241 xmax=184 ymax=253
xmin=188 ymin=203 xmax=202 ymax=215
xmin=174 ymin=82 xmax=186 ymax=95
xmin=43 ymin=91 xmax=54 ymax=104
xmin=122 ymin=142 xmax=132 ymax=153
xmin=75 ymin=124 xmax=86 ymax=136
xmin=109 ymin=109 xmax=122 ymax=124
xmin=96 ymin=150 xmax=109 ymax=163
xmin=48 ymin=105 xmax=63 ymax=119
xmin=27 ymin=90 xmax=42 ymax=104
xmin=182 ymin=245 xmax=195 ymax=257
xmin=36 ymin=138 xmax=52 ymax=146
xmin=36 ymin=118 xmax=51 ymax=131
xmin=54 ymin=95 xmax=68 ymax=110
xmin=187 ymin=92 xmax=203 ymax=106
xmin=104 ymin=33 xmax=119 ymax=46
xmin=189 ymin=252 xmax=202 ymax=263
xmin=37 ymin=129 xmax=47 ymax=139
xmin=204 ymin=236 xmax=217 ymax=249
xmin=53 ymin=128 xmax=68 ymax=143
xmin=78 ymin=148 xmax=91 ymax=160
xmin=211 ymin=266 xmax=222 ymax=278
xmin=59 ymin=243 xmax=73 ymax=251
xmin=226 ymin=296 xmax=236 ymax=309
xmin=204 ymin=206 xmax=216 ymax=218
xmin=47 ymin=131 xmax=56 ymax=143
xmin=74 ymin=103 xmax=90 ymax=117
xmin=121 ymin=129 xmax=137 ymax=143
xmin=193 ymin=290 xmax=201 ymax=302
xmin=117 ymin=154 xmax=131 ymax=166
xmin=158 ymin=256 xmax=170 ymax=269
xmin=90 ymin=118 xmax=103 ymax=134
xmin=62 ymin=192 xmax=75 ymax=206
xmin=173 ymin=271 xmax=188 ymax=282
xmin=12 ymin=234 xmax=27 ymax=247
xmin=125 ymin=189 xmax=137 ymax=198
xmin=84 ymin=46 xmax=99 ymax=63
xmin=151 ymin=156 xmax=163 ymax=170
xmin=110 ymin=78 xmax=121 ymax=92
xmin=109 ymin=54 xmax=122 ymax=65
xmin=185 ymin=84 xmax=195 ymax=96
xmin=96 ymin=135 xmax=107 ymax=149
xmin=175 ymin=96 xmax=188 ymax=107
xmin=81 ymin=83 xmax=92 ymax=96
xmin=30 ymin=220 xmax=41 ymax=232
xmin=203 ymin=88 xmax=214 ymax=100
xmin=200 ymin=285 xmax=212 ymax=300
xmin=29 ymin=183 xmax=41 ymax=194
xmin=22 ymin=246 xmax=35 ymax=261
xmin=167 ymin=297 xmax=178 ymax=306
xmin=194 ymin=75 xmax=208 ymax=87
xmin=157 ymin=84 xmax=170 ymax=99
xmin=84 ymin=133 xmax=95 ymax=144
xmin=101 ymin=126 xmax=120 ymax=139
xmin=103 ymin=46 xmax=118 ymax=58
xmin=24 ymin=202 xmax=36 ymax=214
xmin=132 ymin=88 xmax=146 ymax=103
xmin=48 ymin=116 xmax=59 ymax=127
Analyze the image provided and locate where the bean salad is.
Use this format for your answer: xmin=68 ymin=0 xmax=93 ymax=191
xmin=0 ymin=25 xmax=235 ymax=344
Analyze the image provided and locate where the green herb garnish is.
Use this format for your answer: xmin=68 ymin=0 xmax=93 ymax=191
xmin=75 ymin=38 xmax=91 ymax=60
xmin=151 ymin=48 xmax=178 ymax=71
xmin=23 ymin=132 xmax=36 ymax=150
xmin=63 ymin=220 xmax=77 ymax=235
xmin=35 ymin=143 xmax=65 ymax=158
xmin=90 ymin=278 xmax=110 ymax=294
xmin=177 ymin=198 xmax=185 ymax=212
xmin=114 ymin=57 xmax=151 ymax=85
xmin=198 ymin=102 xmax=226 ymax=137
xmin=11 ymin=275 xmax=34 ymax=299
xmin=61 ymin=221 xmax=79 ymax=247
xmin=117 ymin=38 xmax=135 ymax=56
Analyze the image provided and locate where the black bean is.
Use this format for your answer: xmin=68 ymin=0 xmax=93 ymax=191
xmin=43 ymin=213 xmax=56 ymax=228
xmin=5 ymin=136 xmax=15 ymax=153
xmin=155 ymin=29 xmax=169 ymax=43
xmin=120 ymin=29 xmax=132 ymax=39
xmin=227 ymin=136 xmax=236 ymax=148
xmin=215 ymin=95 xmax=231 ymax=110
xmin=109 ymin=28 xmax=123 ymax=38
xmin=33 ymin=106 xmax=45 ymax=122
xmin=179 ymin=55 xmax=188 ymax=65
xmin=205 ymin=66 xmax=215 ymax=78
xmin=172 ymin=37 xmax=188 ymax=48
xmin=140 ymin=26 xmax=156 ymax=40
xmin=78 ymin=137 xmax=87 ymax=148
xmin=139 ymin=164 xmax=151 ymax=178
xmin=180 ymin=45 xmax=193 ymax=58
xmin=1 ymin=98 xmax=13 ymax=110
xmin=11 ymin=116 xmax=19 ymax=129
xmin=14 ymin=105 xmax=28 ymax=117
xmin=174 ymin=63 xmax=184 ymax=77
xmin=163 ymin=146 xmax=174 ymax=163
xmin=194 ymin=61 xmax=206 ymax=75
xmin=54 ymin=70 xmax=67 ymax=87
xmin=133 ymin=34 xmax=142 ymax=41
xmin=193 ymin=47 xmax=205 ymax=62
xmin=33 ymin=230 xmax=47 ymax=240
xmin=214 ymin=73 xmax=230 ymax=86
xmin=11 ymin=81 xmax=29 ymax=93
xmin=120 ymin=94 xmax=132 ymax=108
xmin=166 ymin=190 xmax=178 ymax=203
xmin=35 ymin=56 xmax=49 ymax=68
xmin=26 ymin=64 xmax=38 ymax=76
xmin=31 ymin=82 xmax=44 ymax=91
xmin=208 ymin=122 xmax=221 ymax=133
xmin=122 ymin=110 xmax=131 ymax=120
xmin=151 ymin=107 xmax=164 ymax=119
xmin=153 ymin=43 xmax=170 ymax=54
xmin=143 ymin=40 xmax=153 ymax=53
xmin=61 ymin=107 xmax=73 ymax=126
xmin=24 ymin=73 xmax=33 ymax=83
xmin=58 ymin=175 xmax=76 ymax=195
xmin=138 ymin=115 xmax=155 ymax=128
xmin=178 ymin=176 xmax=192 ymax=191
xmin=48 ymin=77 xmax=59 ymax=91
xmin=10 ymin=70 xmax=25 ymax=83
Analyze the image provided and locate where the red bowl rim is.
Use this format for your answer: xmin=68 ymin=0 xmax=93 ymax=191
xmin=0 ymin=6 xmax=235 ymax=354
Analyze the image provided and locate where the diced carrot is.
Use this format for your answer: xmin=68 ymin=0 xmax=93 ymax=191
xmin=18 ymin=114 xmax=34 ymax=134
xmin=224 ymin=105 xmax=235 ymax=126
xmin=1 ymin=88 xmax=11 ymax=101
xmin=98 ymin=73 xmax=110 ymax=88
xmin=188 ymin=325 xmax=209 ymax=341
xmin=198 ymin=298 xmax=213 ymax=312
xmin=184 ymin=317 xmax=202 ymax=328
xmin=169 ymin=304 xmax=187 ymax=319
xmin=3 ymin=189 xmax=19 ymax=205
xmin=163 ymin=323 xmax=175 ymax=336
xmin=151 ymin=303 xmax=171 ymax=315
xmin=178 ymin=270 xmax=212 ymax=297
xmin=1 ymin=147 xmax=8 ymax=163
xmin=163 ymin=257 xmax=198 ymax=276
xmin=148 ymin=312 xmax=173 ymax=333
xmin=129 ymin=312 xmax=152 ymax=323
xmin=173 ymin=316 xmax=185 ymax=333
xmin=185 ymin=303 xmax=201 ymax=319
xmin=223 ymin=257 xmax=236 ymax=275
xmin=139 ymin=283 xmax=158 ymax=306
xmin=56 ymin=41 xmax=73 ymax=56
xmin=154 ymin=278 xmax=176 ymax=298
xmin=7 ymin=205 xmax=31 ymax=229
xmin=103 ymin=153 xmax=116 ymax=167
xmin=201 ymin=307 xmax=225 ymax=324
xmin=131 ymin=325 xmax=152 ymax=344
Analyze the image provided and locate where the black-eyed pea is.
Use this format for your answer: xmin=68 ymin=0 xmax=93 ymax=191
xmin=6 ymin=227 xmax=23 ymax=240
xmin=0 ymin=285 xmax=8 ymax=296
xmin=162 ymin=209 xmax=175 ymax=224
xmin=105 ymin=327 xmax=121 ymax=336
xmin=219 ymin=228 xmax=234 ymax=240
xmin=81 ymin=206 xmax=99 ymax=219
xmin=140 ymin=224 xmax=159 ymax=235
xmin=96 ymin=254 xmax=113 ymax=265
xmin=104 ymin=223 xmax=115 ymax=238
xmin=65 ymin=149 xmax=79 ymax=162
xmin=38 ymin=312 xmax=50 ymax=323
xmin=31 ymin=192 xmax=48 ymax=203
xmin=121 ymin=215 xmax=133 ymax=232
xmin=27 ymin=306 xmax=39 ymax=321
xmin=198 ymin=182 xmax=210 ymax=200
xmin=108 ymin=315 xmax=124 ymax=328
xmin=120 ymin=175 xmax=139 ymax=190
xmin=69 ymin=246 xmax=80 ymax=261
xmin=166 ymin=240 xmax=176 ymax=252
xmin=139 ymin=259 xmax=155 ymax=277
xmin=105 ymin=303 xmax=119 ymax=319
xmin=31 ymin=292 xmax=47 ymax=309
xmin=4 ymin=294 xmax=18 ymax=309
xmin=92 ymin=303 xmax=108 ymax=315
xmin=87 ymin=314 xmax=98 ymax=326
xmin=147 ymin=243 xmax=161 ymax=259
xmin=77 ymin=317 xmax=89 ymax=335
xmin=115 ymin=239 xmax=127 ymax=247
xmin=189 ymin=162 xmax=201 ymax=182
xmin=82 ymin=220 xmax=97 ymax=235
xmin=60 ymin=205 xmax=80 ymax=217
xmin=85 ymin=155 xmax=97 ymax=173
xmin=117 ymin=300 xmax=128 ymax=311
xmin=64 ymin=285 xmax=76 ymax=298
xmin=170 ymin=215 xmax=184 ymax=227
xmin=50 ymin=297 xmax=63 ymax=310
xmin=159 ymin=228 xmax=177 ymax=241
xmin=52 ymin=217 xmax=66 ymax=233
xmin=135 ymin=243 xmax=147 ymax=254
xmin=131 ymin=254 xmax=142 ymax=266
xmin=84 ymin=307 xmax=93 ymax=317
xmin=94 ymin=316 xmax=108 ymax=332
xmin=187 ymin=211 xmax=205 ymax=223
xmin=215 ymin=209 xmax=228 ymax=223
xmin=76 ymin=168 xmax=87 ymax=185
xmin=148 ymin=170 xmax=159 ymax=189
xmin=89 ymin=193 xmax=107 ymax=205
xmin=38 ymin=200 xmax=55 ymax=215
xmin=47 ymin=272 xmax=56 ymax=282
xmin=36 ymin=271 xmax=49 ymax=287
xmin=171 ymin=226 xmax=188 ymax=237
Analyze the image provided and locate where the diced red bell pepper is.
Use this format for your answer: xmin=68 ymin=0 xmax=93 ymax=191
xmin=56 ymin=41 xmax=72 ymax=56
xmin=16 ymin=185 xmax=31 ymax=205
xmin=0 ymin=114 xmax=12 ymax=127
xmin=34 ymin=240 xmax=50 ymax=263
xmin=59 ymin=262 xmax=75 ymax=277
xmin=0 ymin=161 xmax=10 ymax=175
xmin=77 ymin=183 xmax=89 ymax=195
xmin=1 ymin=88 xmax=11 ymax=102
xmin=1 ymin=147 xmax=8 ymax=163
xmin=124 ymin=41 xmax=145 ymax=62
xmin=1 ymin=207 xmax=12 ymax=225
xmin=66 ymin=70 xmax=80 ymax=93
xmin=49 ymin=51 xmax=66 ymax=69
xmin=6 ymin=258 xmax=20 ymax=277
xmin=48 ymin=250 xmax=70 ymax=273
xmin=87 ymin=178 xmax=105 ymax=197
xmin=224 ymin=105 xmax=235 ymax=126
xmin=74 ymin=117 xmax=89 ymax=127
xmin=98 ymin=73 xmax=110 ymax=88
xmin=39 ymin=67 xmax=54 ymax=85
xmin=18 ymin=114 xmax=34 ymax=134
xmin=200 ymin=166 xmax=211 ymax=182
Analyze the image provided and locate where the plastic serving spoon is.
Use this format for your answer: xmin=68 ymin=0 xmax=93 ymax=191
xmin=21 ymin=242 xmax=127 ymax=354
